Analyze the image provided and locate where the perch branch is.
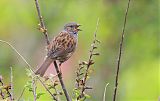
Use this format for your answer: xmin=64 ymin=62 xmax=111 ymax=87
xmin=53 ymin=61 xmax=71 ymax=101
xmin=112 ymin=0 xmax=131 ymax=101
xmin=34 ymin=0 xmax=71 ymax=101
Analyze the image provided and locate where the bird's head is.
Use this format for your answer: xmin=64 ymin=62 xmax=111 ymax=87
xmin=64 ymin=22 xmax=82 ymax=35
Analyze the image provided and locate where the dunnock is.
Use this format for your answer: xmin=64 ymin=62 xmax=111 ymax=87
xmin=36 ymin=22 xmax=81 ymax=77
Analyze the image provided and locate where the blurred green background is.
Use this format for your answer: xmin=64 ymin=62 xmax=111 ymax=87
xmin=0 ymin=0 xmax=159 ymax=101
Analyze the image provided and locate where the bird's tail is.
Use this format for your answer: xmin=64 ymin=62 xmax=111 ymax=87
xmin=35 ymin=56 xmax=53 ymax=77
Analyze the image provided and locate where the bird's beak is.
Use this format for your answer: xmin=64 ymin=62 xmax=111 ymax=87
xmin=77 ymin=24 xmax=81 ymax=27
xmin=77 ymin=24 xmax=82 ymax=31
xmin=77 ymin=28 xmax=82 ymax=31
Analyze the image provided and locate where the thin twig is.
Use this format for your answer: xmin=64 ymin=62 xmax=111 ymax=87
xmin=10 ymin=67 xmax=14 ymax=101
xmin=0 ymin=40 xmax=57 ymax=101
xmin=17 ymin=87 xmax=25 ymax=101
xmin=0 ymin=40 xmax=32 ymax=70
xmin=53 ymin=61 xmax=71 ymax=101
xmin=103 ymin=83 xmax=109 ymax=101
xmin=112 ymin=0 xmax=131 ymax=101
xmin=34 ymin=0 xmax=50 ymax=45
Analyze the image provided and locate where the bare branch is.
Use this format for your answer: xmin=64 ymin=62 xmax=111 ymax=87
xmin=112 ymin=0 xmax=131 ymax=101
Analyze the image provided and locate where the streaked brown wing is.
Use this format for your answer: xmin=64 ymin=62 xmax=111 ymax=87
xmin=47 ymin=31 xmax=76 ymax=59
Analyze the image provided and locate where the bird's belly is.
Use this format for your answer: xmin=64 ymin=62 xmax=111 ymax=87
xmin=57 ymin=52 xmax=73 ymax=63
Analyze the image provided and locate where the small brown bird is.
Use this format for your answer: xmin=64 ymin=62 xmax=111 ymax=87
xmin=36 ymin=22 xmax=81 ymax=77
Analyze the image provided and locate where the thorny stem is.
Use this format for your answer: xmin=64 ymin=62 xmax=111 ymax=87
xmin=82 ymin=18 xmax=99 ymax=94
xmin=83 ymin=18 xmax=99 ymax=85
xmin=112 ymin=0 xmax=131 ymax=101
xmin=79 ymin=18 xmax=100 ymax=99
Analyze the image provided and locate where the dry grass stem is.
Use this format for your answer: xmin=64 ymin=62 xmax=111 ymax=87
xmin=113 ymin=0 xmax=131 ymax=101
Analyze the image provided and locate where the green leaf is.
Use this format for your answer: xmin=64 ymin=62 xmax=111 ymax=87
xmin=24 ymin=80 xmax=33 ymax=92
xmin=73 ymin=89 xmax=81 ymax=98
xmin=25 ymin=69 xmax=32 ymax=77
xmin=84 ymin=94 xmax=91 ymax=98
xmin=37 ymin=92 xmax=45 ymax=99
